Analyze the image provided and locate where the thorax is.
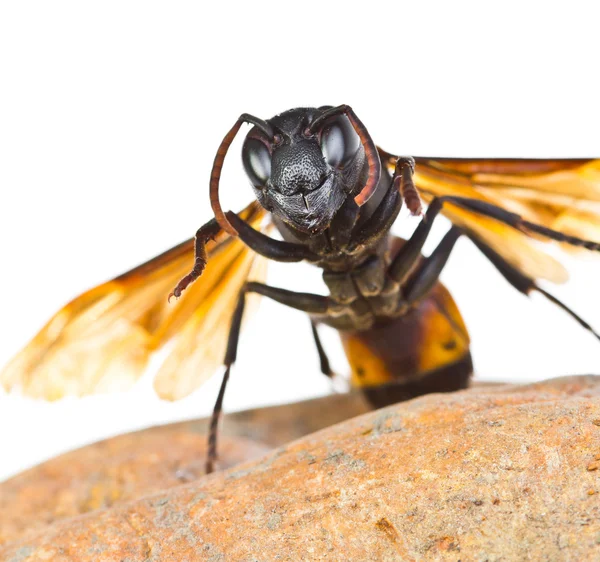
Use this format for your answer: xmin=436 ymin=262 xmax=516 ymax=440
xmin=272 ymin=171 xmax=403 ymax=330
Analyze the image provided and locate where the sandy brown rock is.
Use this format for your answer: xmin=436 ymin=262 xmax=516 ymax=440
xmin=2 ymin=375 xmax=600 ymax=561
xmin=0 ymin=392 xmax=372 ymax=546
xmin=0 ymin=433 xmax=270 ymax=547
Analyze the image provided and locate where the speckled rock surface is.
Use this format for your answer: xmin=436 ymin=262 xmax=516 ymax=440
xmin=0 ymin=433 xmax=270 ymax=547
xmin=0 ymin=392 xmax=372 ymax=546
xmin=2 ymin=376 xmax=600 ymax=561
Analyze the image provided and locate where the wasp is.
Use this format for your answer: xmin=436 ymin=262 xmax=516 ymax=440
xmin=3 ymin=105 xmax=600 ymax=473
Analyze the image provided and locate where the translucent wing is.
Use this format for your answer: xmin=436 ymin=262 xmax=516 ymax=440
xmin=380 ymin=152 xmax=600 ymax=283
xmin=1 ymin=202 xmax=267 ymax=401
xmin=153 ymin=239 xmax=267 ymax=401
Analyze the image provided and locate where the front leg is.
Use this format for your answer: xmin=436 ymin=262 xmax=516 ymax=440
xmin=351 ymin=156 xmax=421 ymax=250
xmin=391 ymin=156 xmax=423 ymax=216
xmin=226 ymin=211 xmax=319 ymax=262
xmin=169 ymin=218 xmax=221 ymax=300
xmin=171 ymin=211 xmax=319 ymax=299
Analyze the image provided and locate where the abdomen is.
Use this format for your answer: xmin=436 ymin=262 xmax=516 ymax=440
xmin=340 ymin=281 xmax=473 ymax=407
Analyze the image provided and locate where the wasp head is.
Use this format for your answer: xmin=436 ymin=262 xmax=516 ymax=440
xmin=241 ymin=107 xmax=366 ymax=235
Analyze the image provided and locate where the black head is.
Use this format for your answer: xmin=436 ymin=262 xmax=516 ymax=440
xmin=241 ymin=107 xmax=368 ymax=234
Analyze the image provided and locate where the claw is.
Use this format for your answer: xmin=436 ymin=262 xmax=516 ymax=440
xmin=410 ymin=204 xmax=424 ymax=218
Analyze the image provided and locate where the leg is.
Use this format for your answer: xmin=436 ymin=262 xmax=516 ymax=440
xmin=438 ymin=196 xmax=600 ymax=251
xmin=226 ymin=211 xmax=319 ymax=262
xmin=310 ymin=320 xmax=333 ymax=378
xmin=388 ymin=198 xmax=446 ymax=285
xmin=169 ymin=219 xmax=221 ymax=299
xmin=387 ymin=156 xmax=600 ymax=288
xmin=310 ymin=320 xmax=350 ymax=392
xmin=353 ymin=181 xmax=402 ymax=249
xmin=467 ymin=233 xmax=600 ymax=341
xmin=393 ymin=223 xmax=599 ymax=341
xmin=400 ymin=226 xmax=463 ymax=306
xmin=388 ymin=189 xmax=600 ymax=289
xmin=205 ymin=290 xmax=245 ymax=474
xmin=206 ymin=281 xmax=331 ymax=473
xmin=391 ymin=156 xmax=423 ymax=216
xmin=171 ymin=212 xmax=320 ymax=299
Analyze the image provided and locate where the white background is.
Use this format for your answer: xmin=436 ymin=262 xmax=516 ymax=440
xmin=1 ymin=1 xmax=599 ymax=482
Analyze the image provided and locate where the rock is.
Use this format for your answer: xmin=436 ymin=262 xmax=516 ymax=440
xmin=1 ymin=376 xmax=600 ymax=561
xmin=0 ymin=392 xmax=372 ymax=546
xmin=0 ymin=433 xmax=268 ymax=547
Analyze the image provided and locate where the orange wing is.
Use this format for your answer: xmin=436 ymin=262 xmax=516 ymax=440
xmin=0 ymin=202 xmax=268 ymax=401
xmin=380 ymin=153 xmax=600 ymax=283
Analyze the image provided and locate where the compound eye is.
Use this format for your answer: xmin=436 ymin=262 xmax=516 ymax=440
xmin=320 ymin=116 xmax=361 ymax=168
xmin=242 ymin=138 xmax=272 ymax=187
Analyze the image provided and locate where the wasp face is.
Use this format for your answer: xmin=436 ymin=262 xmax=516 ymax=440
xmin=242 ymin=107 xmax=365 ymax=235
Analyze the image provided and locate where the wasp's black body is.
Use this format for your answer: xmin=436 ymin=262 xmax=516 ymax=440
xmin=258 ymin=110 xmax=401 ymax=331
xmin=181 ymin=107 xmax=442 ymax=334
xmin=3 ymin=104 xmax=599 ymax=477
xmin=170 ymin=105 xmax=600 ymax=472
